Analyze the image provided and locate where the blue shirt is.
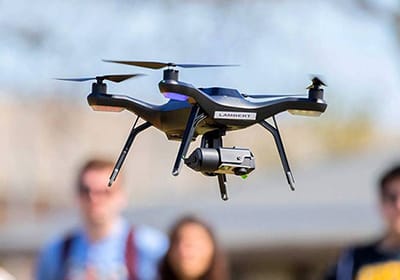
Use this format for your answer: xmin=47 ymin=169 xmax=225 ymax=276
xmin=36 ymin=220 xmax=168 ymax=280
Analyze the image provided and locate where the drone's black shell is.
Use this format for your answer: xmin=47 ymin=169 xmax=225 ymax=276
xmin=87 ymin=80 xmax=327 ymax=141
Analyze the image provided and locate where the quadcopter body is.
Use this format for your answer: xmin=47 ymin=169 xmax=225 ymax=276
xmin=60 ymin=61 xmax=327 ymax=200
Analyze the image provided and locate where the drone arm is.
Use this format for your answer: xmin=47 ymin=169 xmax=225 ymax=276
xmin=87 ymin=93 xmax=162 ymax=127
xmin=108 ymin=121 xmax=152 ymax=187
xmin=172 ymin=105 xmax=207 ymax=176
xmin=159 ymin=80 xmax=215 ymax=106
xmin=260 ymin=117 xmax=295 ymax=191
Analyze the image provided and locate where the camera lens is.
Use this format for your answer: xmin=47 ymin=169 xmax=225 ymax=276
xmin=185 ymin=148 xmax=220 ymax=172
xmin=234 ymin=167 xmax=249 ymax=176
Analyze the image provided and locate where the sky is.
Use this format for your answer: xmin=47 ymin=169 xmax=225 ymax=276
xmin=1 ymin=0 xmax=400 ymax=129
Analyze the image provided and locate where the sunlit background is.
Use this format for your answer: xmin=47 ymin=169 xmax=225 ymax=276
xmin=1 ymin=0 xmax=400 ymax=279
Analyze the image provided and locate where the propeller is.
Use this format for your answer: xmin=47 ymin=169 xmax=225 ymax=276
xmin=243 ymin=76 xmax=326 ymax=98
xmin=307 ymin=76 xmax=327 ymax=89
xmin=103 ymin=60 xmax=239 ymax=69
xmin=55 ymin=73 xmax=145 ymax=83
xmin=242 ymin=93 xmax=306 ymax=98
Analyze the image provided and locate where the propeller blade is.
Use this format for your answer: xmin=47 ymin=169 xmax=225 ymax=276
xmin=55 ymin=77 xmax=96 ymax=82
xmin=176 ymin=63 xmax=240 ymax=68
xmin=242 ymin=93 xmax=306 ymax=98
xmin=103 ymin=60 xmax=239 ymax=69
xmin=103 ymin=60 xmax=169 ymax=69
xmin=312 ymin=76 xmax=327 ymax=86
xmin=102 ymin=74 xmax=146 ymax=82
xmin=55 ymin=74 xmax=145 ymax=83
xmin=307 ymin=75 xmax=327 ymax=89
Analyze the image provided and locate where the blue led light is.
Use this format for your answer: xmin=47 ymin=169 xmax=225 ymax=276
xmin=163 ymin=92 xmax=189 ymax=101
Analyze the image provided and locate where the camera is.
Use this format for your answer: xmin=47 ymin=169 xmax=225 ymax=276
xmin=184 ymin=147 xmax=255 ymax=176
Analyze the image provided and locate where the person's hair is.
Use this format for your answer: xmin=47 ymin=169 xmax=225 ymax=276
xmin=159 ymin=215 xmax=229 ymax=280
xmin=76 ymin=158 xmax=116 ymax=192
xmin=379 ymin=164 xmax=400 ymax=196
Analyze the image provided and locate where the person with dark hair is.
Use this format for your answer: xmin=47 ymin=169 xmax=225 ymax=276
xmin=325 ymin=164 xmax=400 ymax=280
xmin=159 ymin=215 xmax=229 ymax=280
xmin=36 ymin=158 xmax=168 ymax=280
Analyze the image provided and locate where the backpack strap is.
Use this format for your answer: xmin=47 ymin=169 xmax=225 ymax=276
xmin=335 ymin=241 xmax=383 ymax=280
xmin=336 ymin=247 xmax=355 ymax=280
xmin=60 ymin=233 xmax=77 ymax=280
xmin=125 ymin=227 xmax=137 ymax=280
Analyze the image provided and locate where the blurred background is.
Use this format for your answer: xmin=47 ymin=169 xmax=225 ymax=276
xmin=1 ymin=0 xmax=400 ymax=279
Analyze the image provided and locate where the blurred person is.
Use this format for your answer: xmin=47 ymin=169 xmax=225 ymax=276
xmin=0 ymin=267 xmax=15 ymax=280
xmin=325 ymin=164 xmax=400 ymax=280
xmin=159 ymin=215 xmax=229 ymax=280
xmin=35 ymin=158 xmax=168 ymax=280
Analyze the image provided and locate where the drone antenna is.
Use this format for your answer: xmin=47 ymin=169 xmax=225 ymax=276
xmin=108 ymin=118 xmax=152 ymax=187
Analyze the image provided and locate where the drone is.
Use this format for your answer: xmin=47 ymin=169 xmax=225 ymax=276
xmin=58 ymin=60 xmax=327 ymax=200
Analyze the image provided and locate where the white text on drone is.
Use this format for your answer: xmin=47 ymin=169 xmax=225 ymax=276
xmin=214 ymin=111 xmax=257 ymax=120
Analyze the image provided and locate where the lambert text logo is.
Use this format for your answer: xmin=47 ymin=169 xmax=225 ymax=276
xmin=214 ymin=111 xmax=257 ymax=120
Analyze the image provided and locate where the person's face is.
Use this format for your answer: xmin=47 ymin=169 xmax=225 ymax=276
xmin=169 ymin=222 xmax=215 ymax=280
xmin=380 ymin=177 xmax=400 ymax=235
xmin=78 ymin=167 xmax=126 ymax=227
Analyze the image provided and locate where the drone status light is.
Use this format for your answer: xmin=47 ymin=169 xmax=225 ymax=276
xmin=288 ymin=109 xmax=322 ymax=117
xmin=163 ymin=92 xmax=189 ymax=101
xmin=91 ymin=105 xmax=125 ymax=112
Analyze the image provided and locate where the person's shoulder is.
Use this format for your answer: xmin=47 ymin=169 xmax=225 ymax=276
xmin=39 ymin=228 xmax=82 ymax=260
xmin=349 ymin=239 xmax=381 ymax=257
xmin=133 ymin=225 xmax=169 ymax=255
xmin=36 ymin=230 xmax=80 ymax=280
xmin=134 ymin=224 xmax=168 ymax=246
xmin=324 ymin=240 xmax=381 ymax=280
xmin=39 ymin=235 xmax=65 ymax=258
xmin=333 ymin=240 xmax=380 ymax=267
